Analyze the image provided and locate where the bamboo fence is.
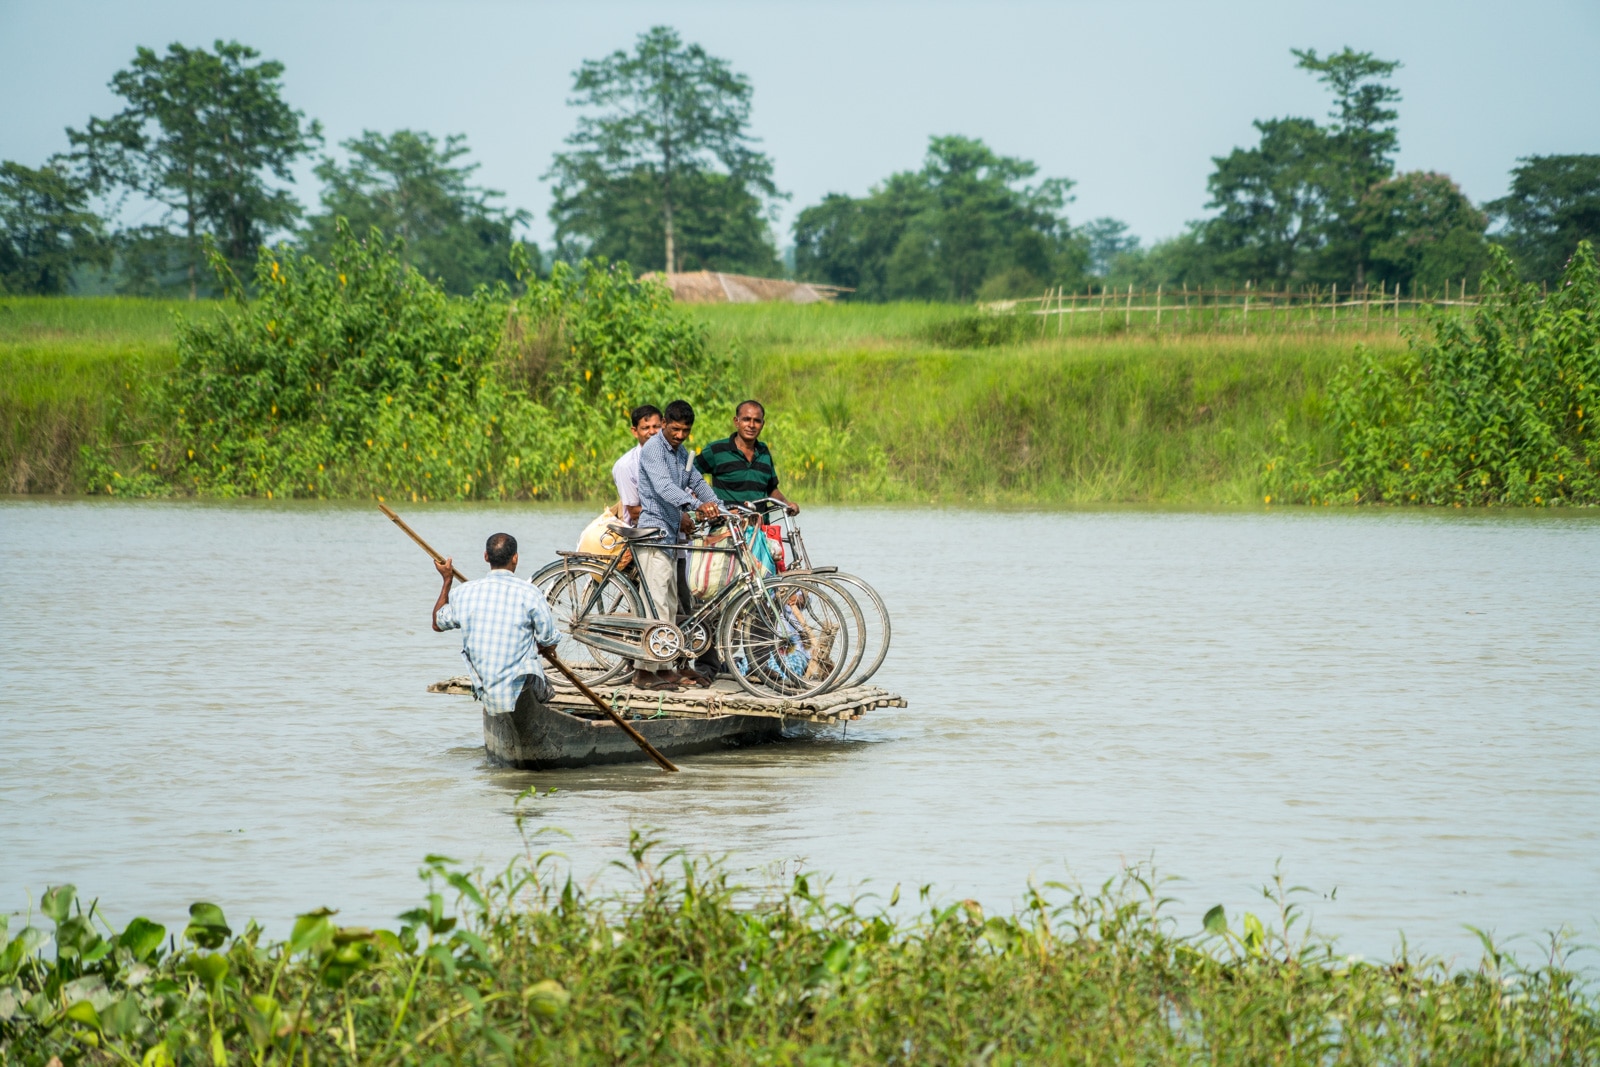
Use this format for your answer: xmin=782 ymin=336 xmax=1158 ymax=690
xmin=1000 ymin=278 xmax=1485 ymax=337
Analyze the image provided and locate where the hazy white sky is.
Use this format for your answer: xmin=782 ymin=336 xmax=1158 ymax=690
xmin=3 ymin=0 xmax=1597 ymax=251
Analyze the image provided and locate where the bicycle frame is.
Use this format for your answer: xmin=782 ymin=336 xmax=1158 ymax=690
xmin=736 ymin=497 xmax=813 ymax=572
xmin=556 ymin=516 xmax=783 ymax=663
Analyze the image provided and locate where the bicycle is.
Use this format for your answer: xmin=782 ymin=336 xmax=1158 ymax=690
xmin=531 ymin=513 xmax=855 ymax=698
xmin=737 ymin=497 xmax=892 ymax=687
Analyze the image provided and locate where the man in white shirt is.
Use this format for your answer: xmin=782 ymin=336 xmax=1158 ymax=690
xmin=611 ymin=404 xmax=663 ymax=525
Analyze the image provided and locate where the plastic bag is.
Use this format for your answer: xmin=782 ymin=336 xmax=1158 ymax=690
xmin=576 ymin=505 xmax=627 ymax=556
xmin=688 ymin=530 xmax=739 ymax=599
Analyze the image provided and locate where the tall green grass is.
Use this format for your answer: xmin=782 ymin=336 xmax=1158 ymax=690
xmin=1 ymin=296 xmax=1396 ymax=502
xmin=0 ymin=299 xmax=221 ymax=492
xmin=749 ymin=333 xmax=1405 ymax=505
xmin=685 ymin=302 xmax=1406 ymax=506
xmin=0 ymin=295 xmax=215 ymax=346
xmin=689 ymin=301 xmax=965 ymax=353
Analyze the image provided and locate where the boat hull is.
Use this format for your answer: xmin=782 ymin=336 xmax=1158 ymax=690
xmin=482 ymin=685 xmax=787 ymax=770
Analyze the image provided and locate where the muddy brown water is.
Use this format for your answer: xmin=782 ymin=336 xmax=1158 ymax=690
xmin=2 ymin=500 xmax=1597 ymax=961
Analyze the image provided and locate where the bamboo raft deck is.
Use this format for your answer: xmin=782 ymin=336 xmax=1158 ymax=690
xmin=429 ymin=675 xmax=905 ymax=725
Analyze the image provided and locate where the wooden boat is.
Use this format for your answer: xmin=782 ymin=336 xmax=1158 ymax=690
xmin=429 ymin=675 xmax=907 ymax=770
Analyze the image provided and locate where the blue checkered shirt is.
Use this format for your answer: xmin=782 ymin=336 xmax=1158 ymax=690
xmin=637 ymin=430 xmax=719 ymax=545
xmin=433 ymin=569 xmax=559 ymax=714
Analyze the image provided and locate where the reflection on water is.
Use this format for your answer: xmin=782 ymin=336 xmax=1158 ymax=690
xmin=2 ymin=499 xmax=1597 ymax=960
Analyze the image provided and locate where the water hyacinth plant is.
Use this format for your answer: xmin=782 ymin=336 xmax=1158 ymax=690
xmin=3 ymin=835 xmax=1596 ymax=1065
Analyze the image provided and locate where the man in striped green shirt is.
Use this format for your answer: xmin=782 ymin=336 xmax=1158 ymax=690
xmin=694 ymin=400 xmax=799 ymax=513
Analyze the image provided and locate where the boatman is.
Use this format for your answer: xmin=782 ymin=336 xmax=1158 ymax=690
xmin=695 ymin=399 xmax=799 ymax=514
xmin=612 ymin=403 xmax=662 ymax=526
xmin=430 ymin=532 xmax=559 ymax=713
xmin=634 ymin=398 xmax=721 ymax=691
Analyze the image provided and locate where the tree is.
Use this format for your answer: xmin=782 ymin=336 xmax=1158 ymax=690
xmin=1486 ymin=155 xmax=1600 ymax=284
xmin=67 ymin=40 xmax=321 ymax=298
xmin=792 ymin=175 xmax=932 ymax=298
xmin=1194 ymin=47 xmax=1402 ymax=286
xmin=303 ymin=130 xmax=534 ymax=295
xmin=547 ymin=26 xmax=782 ymax=274
xmin=0 ymin=161 xmax=109 ymax=294
xmin=1080 ymin=217 xmax=1140 ymax=279
xmin=1291 ymin=48 xmax=1402 ymax=283
xmin=1197 ymin=117 xmax=1333 ymax=284
xmin=550 ymin=164 xmax=780 ymax=276
xmin=793 ymin=135 xmax=1083 ymax=302
xmin=1354 ymin=171 xmax=1490 ymax=290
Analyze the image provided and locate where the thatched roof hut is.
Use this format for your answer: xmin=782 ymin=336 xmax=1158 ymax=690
xmin=641 ymin=271 xmax=849 ymax=304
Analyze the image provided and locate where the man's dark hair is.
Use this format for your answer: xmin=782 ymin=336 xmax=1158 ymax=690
xmin=485 ymin=532 xmax=517 ymax=568
xmin=663 ymin=399 xmax=695 ymax=426
xmin=735 ymin=399 xmax=765 ymax=418
xmin=630 ymin=403 xmax=662 ymax=428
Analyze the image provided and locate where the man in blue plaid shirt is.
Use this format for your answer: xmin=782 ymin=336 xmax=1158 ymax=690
xmin=431 ymin=532 xmax=559 ymax=714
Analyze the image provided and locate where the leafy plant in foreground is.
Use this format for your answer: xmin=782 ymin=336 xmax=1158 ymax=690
xmin=1268 ymin=241 xmax=1600 ymax=505
xmin=2 ymin=838 xmax=1596 ymax=1064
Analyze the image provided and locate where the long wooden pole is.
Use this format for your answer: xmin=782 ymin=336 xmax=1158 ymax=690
xmin=539 ymin=649 xmax=679 ymax=772
xmin=378 ymin=503 xmax=680 ymax=773
xmin=380 ymin=503 xmax=470 ymax=583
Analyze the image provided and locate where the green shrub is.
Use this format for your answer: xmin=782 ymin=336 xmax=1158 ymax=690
xmin=921 ymin=308 xmax=1032 ymax=348
xmin=1270 ymin=242 xmax=1600 ymax=505
xmin=517 ymin=256 xmax=733 ymax=492
xmin=83 ymin=225 xmax=730 ymax=500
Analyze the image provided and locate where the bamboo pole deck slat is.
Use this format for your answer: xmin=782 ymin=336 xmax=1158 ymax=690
xmin=430 ymin=677 xmax=906 ymax=724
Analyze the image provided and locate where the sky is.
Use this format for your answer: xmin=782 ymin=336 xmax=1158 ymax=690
xmin=3 ymin=0 xmax=1598 ymax=252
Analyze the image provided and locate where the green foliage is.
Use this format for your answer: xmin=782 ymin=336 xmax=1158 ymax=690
xmin=0 ymin=296 xmax=207 ymax=492
xmin=7 ymin=291 xmax=1383 ymax=505
xmin=1201 ymin=115 xmax=1342 ymax=284
xmin=1081 ymin=216 xmax=1141 ymax=279
xmin=515 ymin=255 xmax=734 ymax=488
xmin=921 ymin=309 xmax=1032 ymax=348
xmin=304 ymin=129 xmax=535 ymax=296
xmin=66 ymin=39 xmax=321 ymax=296
xmin=748 ymin=333 xmax=1353 ymax=505
xmin=793 ymin=135 xmax=1085 ymax=302
xmin=548 ymin=26 xmax=782 ymax=274
xmin=1291 ymin=46 xmax=1403 ymax=280
xmin=1487 ymin=154 xmax=1600 ymax=284
xmin=0 ymin=161 xmax=109 ymax=294
xmin=109 ymin=224 xmax=195 ymax=297
xmin=1269 ymin=243 xmax=1600 ymax=505
xmin=553 ymin=167 xmax=782 ymax=277
xmin=1187 ymin=46 xmax=1494 ymax=290
xmin=78 ymin=225 xmax=728 ymax=500
xmin=1354 ymin=171 xmax=1492 ymax=290
xmin=3 ymin=843 xmax=1596 ymax=1065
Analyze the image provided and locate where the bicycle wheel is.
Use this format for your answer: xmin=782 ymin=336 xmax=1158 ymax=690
xmin=535 ymin=562 xmax=643 ymax=685
xmin=717 ymin=578 xmax=851 ymax=698
xmin=823 ymin=572 xmax=891 ymax=685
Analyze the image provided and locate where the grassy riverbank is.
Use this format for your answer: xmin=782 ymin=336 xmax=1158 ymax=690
xmin=0 ymin=298 xmax=215 ymax=493
xmin=4 ymin=843 xmax=1595 ymax=1064
xmin=0 ymin=295 xmax=1403 ymax=502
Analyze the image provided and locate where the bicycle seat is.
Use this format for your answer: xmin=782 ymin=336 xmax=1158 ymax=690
xmin=607 ymin=524 xmax=665 ymax=542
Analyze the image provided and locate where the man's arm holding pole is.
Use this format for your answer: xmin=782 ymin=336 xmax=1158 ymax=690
xmin=430 ymin=556 xmax=457 ymax=632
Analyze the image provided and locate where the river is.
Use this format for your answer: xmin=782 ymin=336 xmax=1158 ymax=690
xmin=2 ymin=500 xmax=1597 ymax=963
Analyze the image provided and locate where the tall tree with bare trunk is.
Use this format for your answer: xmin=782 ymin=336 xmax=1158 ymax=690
xmin=547 ymin=26 xmax=780 ymax=274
